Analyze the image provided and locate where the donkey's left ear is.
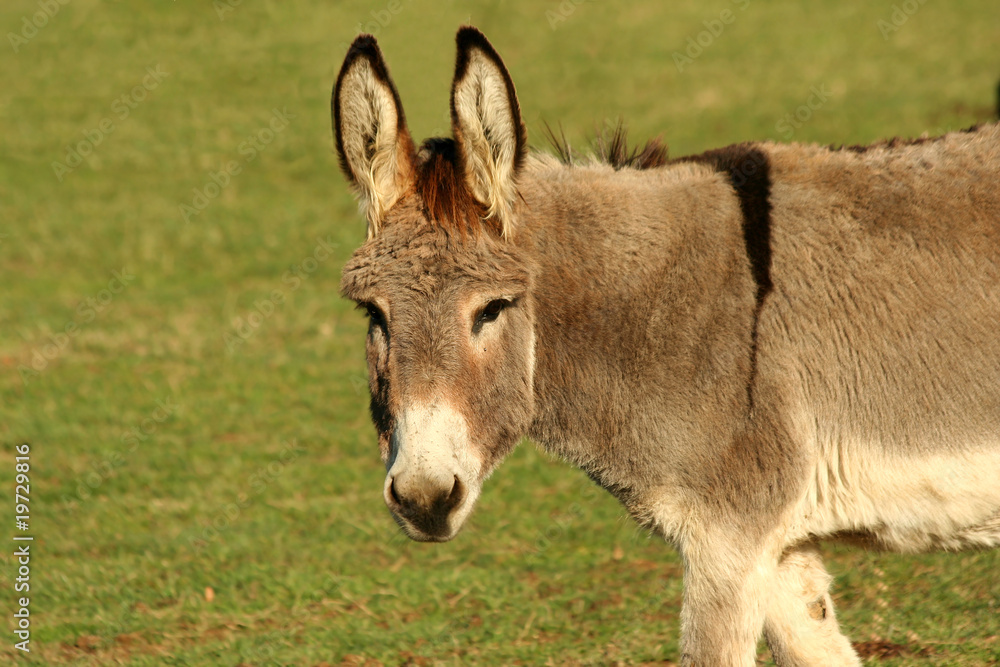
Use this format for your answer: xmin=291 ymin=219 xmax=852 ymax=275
xmin=450 ymin=27 xmax=527 ymax=239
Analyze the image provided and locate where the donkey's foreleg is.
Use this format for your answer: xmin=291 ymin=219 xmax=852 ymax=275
xmin=763 ymin=543 xmax=861 ymax=667
xmin=677 ymin=537 xmax=772 ymax=667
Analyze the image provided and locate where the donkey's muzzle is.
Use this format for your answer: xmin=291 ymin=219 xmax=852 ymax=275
xmin=384 ymin=472 xmax=467 ymax=541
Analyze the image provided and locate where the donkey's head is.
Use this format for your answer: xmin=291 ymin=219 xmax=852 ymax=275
xmin=333 ymin=28 xmax=535 ymax=541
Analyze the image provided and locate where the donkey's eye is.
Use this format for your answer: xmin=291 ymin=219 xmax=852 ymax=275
xmin=357 ymin=302 xmax=385 ymax=327
xmin=474 ymin=299 xmax=510 ymax=332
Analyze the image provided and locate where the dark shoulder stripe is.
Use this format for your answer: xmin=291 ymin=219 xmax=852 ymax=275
xmin=676 ymin=144 xmax=773 ymax=408
xmin=677 ymin=144 xmax=773 ymax=309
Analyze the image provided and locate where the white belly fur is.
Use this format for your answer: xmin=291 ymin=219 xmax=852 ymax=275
xmin=789 ymin=442 xmax=1000 ymax=552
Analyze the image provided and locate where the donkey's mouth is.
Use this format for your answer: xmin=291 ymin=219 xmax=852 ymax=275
xmin=389 ymin=510 xmax=462 ymax=542
xmin=384 ymin=473 xmax=474 ymax=542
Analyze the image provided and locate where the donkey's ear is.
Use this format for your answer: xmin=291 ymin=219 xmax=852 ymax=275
xmin=333 ymin=35 xmax=416 ymax=238
xmin=450 ymin=27 xmax=527 ymax=239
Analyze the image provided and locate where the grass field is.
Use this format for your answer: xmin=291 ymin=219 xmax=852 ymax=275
xmin=1 ymin=1 xmax=999 ymax=665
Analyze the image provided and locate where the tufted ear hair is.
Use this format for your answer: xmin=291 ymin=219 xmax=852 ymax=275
xmin=450 ymin=27 xmax=527 ymax=240
xmin=333 ymin=35 xmax=416 ymax=239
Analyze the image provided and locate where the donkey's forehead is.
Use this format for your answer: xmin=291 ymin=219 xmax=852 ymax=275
xmin=339 ymin=202 xmax=532 ymax=302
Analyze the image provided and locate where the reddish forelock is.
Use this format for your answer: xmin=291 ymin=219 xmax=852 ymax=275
xmin=415 ymin=138 xmax=497 ymax=238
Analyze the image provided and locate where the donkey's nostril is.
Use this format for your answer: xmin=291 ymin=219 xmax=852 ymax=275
xmin=447 ymin=476 xmax=464 ymax=506
xmin=389 ymin=477 xmax=402 ymax=506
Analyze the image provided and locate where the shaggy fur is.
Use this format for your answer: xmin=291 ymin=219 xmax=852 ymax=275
xmin=333 ymin=26 xmax=1000 ymax=667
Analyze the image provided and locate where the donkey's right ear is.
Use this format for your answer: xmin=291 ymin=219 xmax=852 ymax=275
xmin=333 ymin=35 xmax=416 ymax=238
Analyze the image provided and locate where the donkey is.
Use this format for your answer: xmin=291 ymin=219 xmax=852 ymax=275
xmin=331 ymin=26 xmax=1000 ymax=666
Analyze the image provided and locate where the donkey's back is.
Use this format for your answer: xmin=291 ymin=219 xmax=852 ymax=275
xmin=760 ymin=126 xmax=1000 ymax=552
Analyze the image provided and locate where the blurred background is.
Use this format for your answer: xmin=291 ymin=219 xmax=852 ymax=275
xmin=1 ymin=1 xmax=998 ymax=664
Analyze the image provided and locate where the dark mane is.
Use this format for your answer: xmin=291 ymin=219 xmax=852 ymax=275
xmin=415 ymin=137 xmax=493 ymax=236
xmin=414 ymin=124 xmax=670 ymax=233
xmin=830 ymin=123 xmax=987 ymax=154
xmin=543 ymin=120 xmax=669 ymax=170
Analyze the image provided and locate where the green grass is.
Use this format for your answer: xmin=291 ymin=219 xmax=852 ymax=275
xmin=1 ymin=1 xmax=999 ymax=664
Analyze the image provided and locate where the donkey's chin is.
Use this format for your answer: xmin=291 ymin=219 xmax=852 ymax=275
xmin=394 ymin=519 xmax=460 ymax=543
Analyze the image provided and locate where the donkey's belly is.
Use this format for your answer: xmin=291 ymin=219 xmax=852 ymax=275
xmin=790 ymin=442 xmax=1000 ymax=552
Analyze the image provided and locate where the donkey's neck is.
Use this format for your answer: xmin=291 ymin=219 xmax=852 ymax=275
xmin=517 ymin=160 xmax=759 ymax=505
